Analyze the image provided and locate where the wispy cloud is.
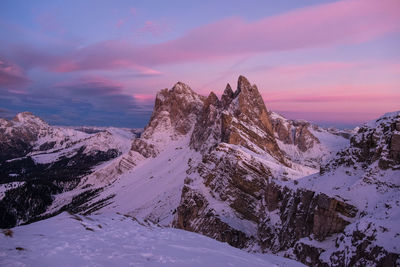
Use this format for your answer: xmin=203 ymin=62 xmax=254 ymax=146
xmin=116 ymin=19 xmax=126 ymax=29
xmin=265 ymin=93 xmax=400 ymax=103
xmin=5 ymin=0 xmax=399 ymax=74
xmin=0 ymin=58 xmax=30 ymax=89
xmin=136 ymin=20 xmax=170 ymax=37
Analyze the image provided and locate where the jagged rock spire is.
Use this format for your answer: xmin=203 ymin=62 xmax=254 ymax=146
xmin=189 ymin=75 xmax=287 ymax=165
xmin=205 ymin=91 xmax=220 ymax=107
xmin=221 ymin=84 xmax=234 ymax=107
xmin=139 ymin=81 xmax=205 ymax=141
xmin=237 ymin=75 xmax=251 ymax=92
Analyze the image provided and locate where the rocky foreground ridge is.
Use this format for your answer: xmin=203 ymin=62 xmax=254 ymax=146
xmin=0 ymin=76 xmax=398 ymax=266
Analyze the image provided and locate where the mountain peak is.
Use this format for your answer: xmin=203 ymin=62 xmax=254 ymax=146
xmin=137 ymin=81 xmax=205 ymax=150
xmin=171 ymin=81 xmax=195 ymax=95
xmin=12 ymin=112 xmax=48 ymax=127
xmin=189 ymin=76 xmax=287 ymax=164
xmin=221 ymin=83 xmax=234 ymax=107
xmin=237 ymin=75 xmax=251 ymax=91
xmin=14 ymin=111 xmax=36 ymax=121
xmin=233 ymin=76 xmax=274 ymax=134
xmin=205 ymin=91 xmax=220 ymax=107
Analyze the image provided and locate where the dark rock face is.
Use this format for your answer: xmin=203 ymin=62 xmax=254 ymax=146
xmin=291 ymin=242 xmax=329 ymax=267
xmin=174 ymin=142 xmax=357 ymax=259
xmin=311 ymin=194 xmax=357 ymax=241
xmin=174 ymin=184 xmax=251 ymax=249
xmin=189 ymin=92 xmax=223 ymax=153
xmin=330 ymin=230 xmax=399 ymax=267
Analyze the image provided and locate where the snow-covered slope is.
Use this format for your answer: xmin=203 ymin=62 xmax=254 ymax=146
xmin=46 ymin=134 xmax=202 ymax=226
xmin=0 ymin=212 xmax=304 ymax=267
xmin=0 ymin=112 xmax=137 ymax=228
xmin=0 ymin=112 xmax=137 ymax=167
xmin=288 ymin=111 xmax=400 ymax=266
xmin=269 ymin=111 xmax=351 ymax=169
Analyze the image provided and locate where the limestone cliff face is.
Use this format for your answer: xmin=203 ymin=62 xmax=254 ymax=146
xmin=172 ymin=81 xmax=399 ymax=266
xmin=145 ymin=82 xmax=205 ymax=137
xmin=269 ymin=111 xmax=351 ymax=170
xmin=174 ymin=142 xmax=358 ymax=257
xmin=190 ymin=75 xmax=287 ymax=165
xmin=131 ymin=81 xmax=205 ymax=157
xmin=271 ymin=117 xmax=319 ymax=152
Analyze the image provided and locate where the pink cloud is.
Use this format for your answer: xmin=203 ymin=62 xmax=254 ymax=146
xmin=135 ymin=0 xmax=400 ymax=65
xmin=261 ymin=82 xmax=399 ymax=101
xmin=265 ymin=93 xmax=400 ymax=103
xmin=265 ymin=62 xmax=360 ymax=77
xmin=36 ymin=0 xmax=399 ymax=74
xmin=5 ymin=0 xmax=399 ymax=81
xmin=56 ymin=75 xmax=124 ymax=93
xmin=133 ymin=94 xmax=154 ymax=103
xmin=116 ymin=19 xmax=125 ymax=28
xmin=0 ymin=59 xmax=30 ymax=88
xmin=262 ymin=83 xmax=400 ymax=125
xmin=51 ymin=49 xmax=162 ymax=75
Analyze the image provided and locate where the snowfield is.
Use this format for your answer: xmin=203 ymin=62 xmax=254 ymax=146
xmin=0 ymin=212 xmax=304 ymax=267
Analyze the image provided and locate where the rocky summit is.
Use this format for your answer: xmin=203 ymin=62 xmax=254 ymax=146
xmin=0 ymin=76 xmax=399 ymax=267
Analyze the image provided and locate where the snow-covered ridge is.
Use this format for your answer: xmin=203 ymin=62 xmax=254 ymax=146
xmin=0 ymin=112 xmax=137 ymax=165
xmin=0 ymin=212 xmax=304 ymax=267
xmin=364 ymin=110 xmax=400 ymax=128
xmin=322 ymin=110 xmax=400 ymax=172
xmin=290 ymin=111 xmax=400 ymax=266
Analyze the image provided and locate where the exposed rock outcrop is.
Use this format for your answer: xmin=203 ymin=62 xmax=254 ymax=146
xmin=174 ymin=143 xmax=358 ymax=254
xmin=132 ymin=81 xmax=205 ymax=157
xmin=321 ymin=111 xmax=400 ymax=173
xmin=173 ymin=81 xmax=399 ymax=266
xmin=269 ymin=111 xmax=351 ymax=169
xmin=190 ymin=75 xmax=287 ymax=165
xmin=271 ymin=117 xmax=319 ymax=152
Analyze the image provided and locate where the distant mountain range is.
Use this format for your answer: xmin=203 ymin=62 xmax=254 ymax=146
xmin=0 ymin=76 xmax=399 ymax=266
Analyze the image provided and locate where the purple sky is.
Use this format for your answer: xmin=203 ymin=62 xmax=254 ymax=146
xmin=0 ymin=0 xmax=399 ymax=128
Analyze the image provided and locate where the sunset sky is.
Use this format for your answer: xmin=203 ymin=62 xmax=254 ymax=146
xmin=0 ymin=0 xmax=399 ymax=128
